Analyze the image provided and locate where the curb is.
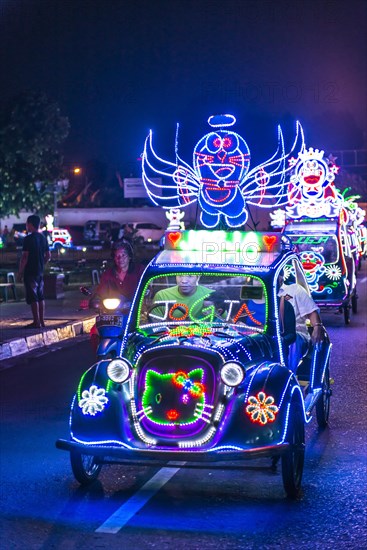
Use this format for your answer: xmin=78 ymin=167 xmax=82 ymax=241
xmin=0 ymin=316 xmax=96 ymax=361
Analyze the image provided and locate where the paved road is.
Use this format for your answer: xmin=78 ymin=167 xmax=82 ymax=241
xmin=1 ymin=268 xmax=366 ymax=549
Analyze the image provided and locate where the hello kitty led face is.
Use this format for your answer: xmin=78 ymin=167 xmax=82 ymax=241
xmin=286 ymin=148 xmax=340 ymax=218
xmin=141 ymin=369 xmax=206 ymax=426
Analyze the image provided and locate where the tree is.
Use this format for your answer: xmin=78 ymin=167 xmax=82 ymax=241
xmin=0 ymin=91 xmax=70 ymax=218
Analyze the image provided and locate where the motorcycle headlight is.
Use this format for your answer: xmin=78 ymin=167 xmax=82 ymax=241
xmin=220 ymin=362 xmax=245 ymax=387
xmin=107 ymin=359 xmax=131 ymax=383
xmin=103 ymin=298 xmax=121 ymax=310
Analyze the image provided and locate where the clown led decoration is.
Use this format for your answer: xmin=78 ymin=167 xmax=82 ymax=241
xmin=298 ymin=249 xmax=327 ymax=292
xmin=286 ymin=148 xmax=340 ymax=219
xmin=142 ymin=114 xmax=305 ymax=228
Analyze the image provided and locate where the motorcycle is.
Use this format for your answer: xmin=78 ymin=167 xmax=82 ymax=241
xmin=80 ymin=286 xmax=130 ymax=359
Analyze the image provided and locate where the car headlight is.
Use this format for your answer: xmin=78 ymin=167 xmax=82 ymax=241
xmin=220 ymin=362 xmax=245 ymax=387
xmin=103 ymin=298 xmax=121 ymax=310
xmin=107 ymin=359 xmax=131 ymax=383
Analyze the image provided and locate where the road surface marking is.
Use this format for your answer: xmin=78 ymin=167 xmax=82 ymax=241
xmin=359 ymin=276 xmax=367 ymax=283
xmin=95 ymin=462 xmax=185 ymax=534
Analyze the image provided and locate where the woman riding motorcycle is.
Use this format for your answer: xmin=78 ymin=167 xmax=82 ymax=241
xmin=89 ymin=239 xmax=145 ymax=352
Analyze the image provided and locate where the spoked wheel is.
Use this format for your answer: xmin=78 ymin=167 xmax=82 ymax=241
xmin=343 ymin=303 xmax=350 ymax=325
xmin=282 ymin=400 xmax=305 ymax=499
xmin=351 ymin=291 xmax=358 ymax=314
xmin=70 ymin=450 xmax=102 ymax=485
xmin=316 ymin=366 xmax=331 ymax=428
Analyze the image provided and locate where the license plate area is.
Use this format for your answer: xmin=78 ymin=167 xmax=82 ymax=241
xmin=96 ymin=315 xmax=124 ymax=327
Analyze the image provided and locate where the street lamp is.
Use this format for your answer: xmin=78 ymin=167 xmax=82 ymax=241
xmin=34 ymin=179 xmax=69 ymax=227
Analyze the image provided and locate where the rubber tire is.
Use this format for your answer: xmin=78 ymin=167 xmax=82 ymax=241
xmin=70 ymin=450 xmax=102 ymax=485
xmin=281 ymin=400 xmax=305 ymax=499
xmin=343 ymin=304 xmax=350 ymax=325
xmin=54 ymin=242 xmax=62 ymax=250
xmin=352 ymin=292 xmax=358 ymax=314
xmin=316 ymin=366 xmax=331 ymax=428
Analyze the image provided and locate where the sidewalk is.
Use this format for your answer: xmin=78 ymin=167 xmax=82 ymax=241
xmin=0 ymin=288 xmax=96 ymax=362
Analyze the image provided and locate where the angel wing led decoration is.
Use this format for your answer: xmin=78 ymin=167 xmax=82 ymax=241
xmin=142 ymin=114 xmax=305 ymax=228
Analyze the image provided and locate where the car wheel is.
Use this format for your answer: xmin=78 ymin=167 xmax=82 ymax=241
xmin=54 ymin=242 xmax=62 ymax=250
xmin=351 ymin=292 xmax=358 ymax=314
xmin=316 ymin=366 xmax=331 ymax=428
xmin=70 ymin=450 xmax=102 ymax=485
xmin=343 ymin=304 xmax=350 ymax=325
xmin=281 ymin=399 xmax=305 ymax=499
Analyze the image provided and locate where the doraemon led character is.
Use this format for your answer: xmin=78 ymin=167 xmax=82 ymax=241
xmin=286 ymin=148 xmax=340 ymax=218
xmin=142 ymin=114 xmax=305 ymax=228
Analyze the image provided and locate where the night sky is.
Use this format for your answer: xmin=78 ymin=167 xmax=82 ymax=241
xmin=1 ymin=0 xmax=366 ymax=177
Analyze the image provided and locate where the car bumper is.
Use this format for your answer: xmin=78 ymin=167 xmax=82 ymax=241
xmin=56 ymin=438 xmax=289 ymax=464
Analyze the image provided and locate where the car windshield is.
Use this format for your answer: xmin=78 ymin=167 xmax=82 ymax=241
xmin=136 ymin=272 xmax=268 ymax=334
xmin=288 ymin=233 xmax=339 ymax=264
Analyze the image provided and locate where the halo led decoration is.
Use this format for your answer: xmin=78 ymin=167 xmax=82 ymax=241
xmin=286 ymin=148 xmax=341 ymax=219
xmin=142 ymin=115 xmax=305 ymax=228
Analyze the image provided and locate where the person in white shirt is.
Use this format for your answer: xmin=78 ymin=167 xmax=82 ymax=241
xmin=278 ymin=270 xmax=325 ymax=372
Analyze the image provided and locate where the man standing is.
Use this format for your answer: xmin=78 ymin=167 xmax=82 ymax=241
xmin=18 ymin=214 xmax=51 ymax=328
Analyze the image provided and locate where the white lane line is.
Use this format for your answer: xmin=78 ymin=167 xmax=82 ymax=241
xmin=358 ymin=276 xmax=367 ymax=283
xmin=95 ymin=462 xmax=185 ymax=534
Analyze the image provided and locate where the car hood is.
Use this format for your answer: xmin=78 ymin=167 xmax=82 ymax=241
xmin=126 ymin=328 xmax=275 ymax=370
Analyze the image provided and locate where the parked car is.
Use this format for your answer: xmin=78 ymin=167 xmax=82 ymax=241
xmin=118 ymin=222 xmax=164 ymax=244
xmin=84 ymin=220 xmax=120 ymax=243
xmin=44 ymin=228 xmax=73 ymax=250
xmin=57 ymin=229 xmax=332 ymax=498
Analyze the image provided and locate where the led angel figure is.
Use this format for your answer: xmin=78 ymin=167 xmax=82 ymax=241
xmin=142 ymin=114 xmax=305 ymax=228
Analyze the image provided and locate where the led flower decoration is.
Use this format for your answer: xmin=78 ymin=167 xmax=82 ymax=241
xmin=324 ymin=264 xmax=342 ymax=281
xmin=246 ymin=391 xmax=279 ymax=425
xmin=79 ymin=385 xmax=108 ymax=416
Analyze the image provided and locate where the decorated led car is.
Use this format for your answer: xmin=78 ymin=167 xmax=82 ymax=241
xmin=57 ymin=229 xmax=332 ymax=498
xmin=281 ymin=148 xmax=358 ymax=324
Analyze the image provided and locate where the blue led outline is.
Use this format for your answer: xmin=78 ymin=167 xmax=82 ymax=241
xmin=310 ymin=341 xmax=332 ymax=390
